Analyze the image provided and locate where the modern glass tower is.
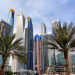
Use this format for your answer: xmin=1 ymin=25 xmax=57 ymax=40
xmin=56 ymin=52 xmax=65 ymax=66
xmin=40 ymin=23 xmax=49 ymax=71
xmin=7 ymin=9 xmax=15 ymax=29
xmin=25 ymin=16 xmax=33 ymax=70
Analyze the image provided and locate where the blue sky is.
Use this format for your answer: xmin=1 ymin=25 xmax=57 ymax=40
xmin=0 ymin=0 xmax=75 ymax=36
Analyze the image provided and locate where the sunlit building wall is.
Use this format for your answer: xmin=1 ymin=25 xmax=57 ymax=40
xmin=11 ymin=12 xmax=25 ymax=72
xmin=40 ymin=23 xmax=46 ymax=35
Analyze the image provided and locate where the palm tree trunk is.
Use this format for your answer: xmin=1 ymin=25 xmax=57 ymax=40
xmin=64 ymin=52 xmax=70 ymax=75
xmin=0 ymin=60 xmax=6 ymax=75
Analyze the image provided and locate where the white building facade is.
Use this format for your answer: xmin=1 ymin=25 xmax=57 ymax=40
xmin=11 ymin=12 xmax=25 ymax=72
xmin=40 ymin=23 xmax=46 ymax=35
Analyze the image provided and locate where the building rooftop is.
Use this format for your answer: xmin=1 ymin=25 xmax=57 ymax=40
xmin=9 ymin=9 xmax=15 ymax=14
xmin=1 ymin=19 xmax=12 ymax=29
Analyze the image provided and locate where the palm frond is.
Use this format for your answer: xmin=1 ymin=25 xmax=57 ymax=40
xmin=11 ymin=38 xmax=23 ymax=47
xmin=43 ymin=40 xmax=59 ymax=49
xmin=67 ymin=22 xmax=73 ymax=32
xmin=68 ymin=26 xmax=75 ymax=42
xmin=69 ymin=39 xmax=75 ymax=48
xmin=12 ymin=51 xmax=27 ymax=64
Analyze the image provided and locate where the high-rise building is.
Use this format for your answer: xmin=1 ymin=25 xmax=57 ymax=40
xmin=0 ymin=19 xmax=13 ymax=71
xmin=7 ymin=9 xmax=15 ymax=29
xmin=25 ymin=16 xmax=33 ymax=70
xmin=51 ymin=20 xmax=61 ymax=66
xmin=40 ymin=23 xmax=50 ymax=71
xmin=45 ymin=32 xmax=54 ymax=69
xmin=0 ymin=9 xmax=15 ymax=71
xmin=71 ymin=54 xmax=75 ymax=64
xmin=11 ymin=12 xmax=25 ymax=72
xmin=40 ymin=23 xmax=49 ymax=71
xmin=16 ymin=12 xmax=25 ymax=46
xmin=52 ymin=20 xmax=61 ymax=29
xmin=0 ymin=19 xmax=13 ymax=36
xmin=40 ymin=35 xmax=45 ymax=71
xmin=56 ymin=52 xmax=65 ymax=66
xmin=40 ymin=23 xmax=46 ymax=35
xmin=33 ymin=35 xmax=42 ymax=75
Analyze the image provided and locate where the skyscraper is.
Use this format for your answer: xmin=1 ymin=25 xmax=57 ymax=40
xmin=33 ymin=35 xmax=42 ymax=75
xmin=46 ymin=32 xmax=54 ymax=67
xmin=52 ymin=20 xmax=61 ymax=66
xmin=56 ymin=52 xmax=65 ymax=66
xmin=7 ymin=9 xmax=15 ymax=29
xmin=40 ymin=23 xmax=49 ymax=71
xmin=0 ymin=19 xmax=13 ymax=70
xmin=40 ymin=23 xmax=46 ymax=35
xmin=52 ymin=20 xmax=61 ymax=29
xmin=11 ymin=12 xmax=25 ymax=72
xmin=0 ymin=9 xmax=15 ymax=71
xmin=0 ymin=19 xmax=13 ymax=36
xmin=25 ymin=16 xmax=33 ymax=70
xmin=16 ymin=12 xmax=25 ymax=46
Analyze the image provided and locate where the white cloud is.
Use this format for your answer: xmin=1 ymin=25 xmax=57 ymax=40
xmin=1 ymin=0 xmax=75 ymax=36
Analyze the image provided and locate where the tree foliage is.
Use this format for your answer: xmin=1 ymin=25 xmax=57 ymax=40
xmin=4 ymin=71 xmax=13 ymax=75
xmin=0 ymin=32 xmax=27 ymax=75
xmin=43 ymin=22 xmax=75 ymax=75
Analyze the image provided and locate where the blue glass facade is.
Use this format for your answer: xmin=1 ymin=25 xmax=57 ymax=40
xmin=2 ymin=21 xmax=12 ymax=36
xmin=40 ymin=35 xmax=49 ymax=71
xmin=0 ymin=55 xmax=3 ymax=66
xmin=25 ymin=18 xmax=33 ymax=70
xmin=56 ymin=52 xmax=65 ymax=66
xmin=71 ymin=54 xmax=75 ymax=64
xmin=7 ymin=9 xmax=15 ymax=29
xmin=34 ymin=35 xmax=39 ymax=67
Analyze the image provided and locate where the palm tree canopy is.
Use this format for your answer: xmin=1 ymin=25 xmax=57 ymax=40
xmin=43 ymin=22 xmax=75 ymax=53
xmin=0 ymin=33 xmax=27 ymax=64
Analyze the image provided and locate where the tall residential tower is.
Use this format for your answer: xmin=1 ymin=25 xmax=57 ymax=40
xmin=11 ymin=12 xmax=25 ymax=72
xmin=40 ymin=23 xmax=49 ymax=71
xmin=40 ymin=23 xmax=46 ymax=35
xmin=33 ymin=35 xmax=42 ymax=75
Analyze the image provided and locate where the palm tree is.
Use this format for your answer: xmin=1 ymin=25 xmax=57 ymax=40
xmin=4 ymin=71 xmax=13 ymax=75
xmin=43 ymin=22 xmax=75 ymax=75
xmin=0 ymin=33 xmax=27 ymax=75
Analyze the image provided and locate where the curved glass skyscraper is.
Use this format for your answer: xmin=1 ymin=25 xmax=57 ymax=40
xmin=7 ymin=9 xmax=15 ymax=29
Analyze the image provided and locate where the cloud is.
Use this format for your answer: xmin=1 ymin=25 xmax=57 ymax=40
xmin=1 ymin=0 xmax=75 ymax=36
